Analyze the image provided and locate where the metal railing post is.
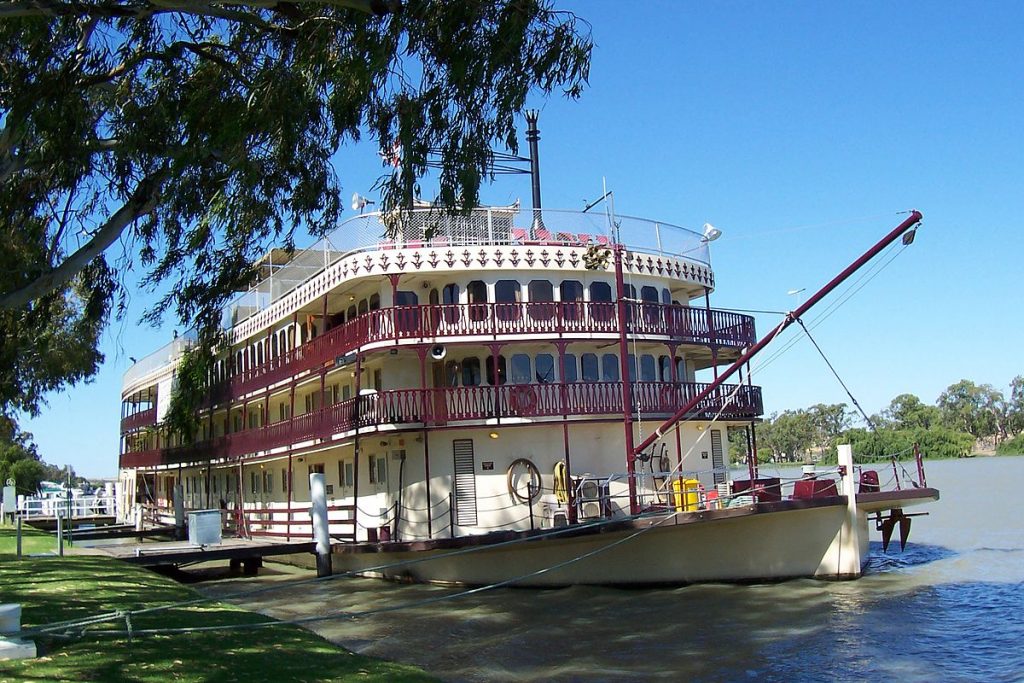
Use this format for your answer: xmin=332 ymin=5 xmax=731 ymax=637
xmin=528 ymin=483 xmax=535 ymax=531
xmin=449 ymin=491 xmax=456 ymax=539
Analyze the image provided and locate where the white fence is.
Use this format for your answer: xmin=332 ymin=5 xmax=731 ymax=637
xmin=17 ymin=495 xmax=119 ymax=519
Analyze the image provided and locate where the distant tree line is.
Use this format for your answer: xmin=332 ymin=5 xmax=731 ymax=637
xmin=728 ymin=376 xmax=1024 ymax=464
xmin=0 ymin=416 xmax=84 ymax=497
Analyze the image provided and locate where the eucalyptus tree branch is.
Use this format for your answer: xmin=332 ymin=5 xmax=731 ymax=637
xmin=0 ymin=167 xmax=169 ymax=309
xmin=0 ymin=0 xmax=400 ymax=20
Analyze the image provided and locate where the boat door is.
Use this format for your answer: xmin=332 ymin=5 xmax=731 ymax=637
xmin=430 ymin=361 xmax=449 ymax=425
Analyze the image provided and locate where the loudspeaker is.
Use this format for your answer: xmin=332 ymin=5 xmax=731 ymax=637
xmin=430 ymin=345 xmax=447 ymax=360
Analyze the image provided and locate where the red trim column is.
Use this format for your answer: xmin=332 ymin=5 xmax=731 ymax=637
xmin=416 ymin=345 xmax=432 ymax=539
xmin=555 ymin=340 xmax=575 ymax=522
xmin=704 ymin=287 xmax=719 ymax=379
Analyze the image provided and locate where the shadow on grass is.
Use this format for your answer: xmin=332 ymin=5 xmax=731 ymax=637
xmin=0 ymin=554 xmax=436 ymax=682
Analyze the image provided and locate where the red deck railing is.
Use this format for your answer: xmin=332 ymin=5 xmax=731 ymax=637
xmin=120 ymin=407 xmax=157 ymax=432
xmin=124 ymin=380 xmax=762 ymax=468
xmin=222 ymin=301 xmax=756 ymax=398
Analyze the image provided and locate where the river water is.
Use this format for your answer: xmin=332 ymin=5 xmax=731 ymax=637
xmin=199 ymin=457 xmax=1024 ymax=682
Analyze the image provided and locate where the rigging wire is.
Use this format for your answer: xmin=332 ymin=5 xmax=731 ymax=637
xmin=794 ymin=317 xmax=876 ymax=431
xmin=73 ymin=513 xmax=683 ymax=640
xmin=750 ymin=239 xmax=909 ymax=377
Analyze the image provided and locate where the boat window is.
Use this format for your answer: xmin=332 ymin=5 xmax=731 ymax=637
xmin=347 ymin=305 xmax=357 ymax=320
xmin=496 ymin=280 xmax=521 ymax=322
xmin=271 ymin=334 xmax=278 ymax=359
xmin=535 ymin=354 xmax=555 ymax=383
xmin=528 ymin=280 xmax=555 ymax=321
xmin=369 ymin=293 xmax=380 ymax=310
xmin=602 ymin=354 xmax=620 ymax=382
xmin=445 ymin=360 xmax=460 ymax=387
xmin=428 ymin=289 xmax=441 ymax=331
xmin=496 ymin=280 xmax=520 ymax=302
xmin=641 ymin=286 xmax=660 ymax=326
xmin=462 ymin=357 xmax=482 ymax=386
xmin=640 ymin=354 xmax=657 ymax=382
xmin=442 ymin=283 xmax=460 ymax=324
xmin=443 ymin=283 xmax=460 ymax=305
xmin=560 ymin=280 xmax=584 ymax=321
xmin=510 ymin=354 xmax=532 ymax=384
xmin=662 ymin=288 xmax=671 ymax=305
xmin=627 ymin=354 xmax=638 ymax=382
xmin=395 ymin=291 xmax=420 ymax=334
xmin=341 ymin=461 xmax=354 ymax=488
xmin=581 ymin=353 xmax=599 ymax=382
xmin=590 ymin=282 xmax=613 ymax=323
xmin=486 ymin=355 xmax=507 ymax=385
xmin=676 ymin=357 xmax=686 ymax=382
xmin=358 ymin=299 xmax=368 ymax=316
xmin=257 ymin=343 xmax=264 ymax=365
xmin=564 ymin=353 xmax=579 ymax=383
xmin=590 ymin=281 xmax=612 ymax=302
xmin=467 ymin=280 xmax=488 ymax=322
xmin=659 ymin=355 xmax=672 ymax=382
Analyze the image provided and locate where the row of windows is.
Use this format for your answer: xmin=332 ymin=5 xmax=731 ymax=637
xmin=216 ymin=294 xmax=383 ymax=382
xmin=442 ymin=353 xmax=689 ymax=387
xmin=218 ymin=279 xmax=681 ymax=380
xmin=180 ymin=454 xmax=396 ymax=498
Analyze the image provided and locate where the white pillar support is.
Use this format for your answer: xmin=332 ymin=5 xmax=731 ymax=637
xmin=836 ymin=444 xmax=863 ymax=577
xmin=0 ymin=604 xmax=36 ymax=660
xmin=174 ymin=483 xmax=185 ymax=540
xmin=309 ymin=472 xmax=332 ymax=577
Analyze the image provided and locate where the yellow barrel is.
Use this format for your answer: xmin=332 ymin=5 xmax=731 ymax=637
xmin=672 ymin=479 xmax=701 ymax=511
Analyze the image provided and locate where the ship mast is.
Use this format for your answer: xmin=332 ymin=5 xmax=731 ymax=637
xmin=628 ymin=210 xmax=924 ymax=509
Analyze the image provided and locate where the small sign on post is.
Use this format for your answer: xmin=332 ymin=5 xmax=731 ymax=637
xmin=309 ymin=472 xmax=332 ymax=577
xmin=2 ymin=479 xmax=15 ymax=523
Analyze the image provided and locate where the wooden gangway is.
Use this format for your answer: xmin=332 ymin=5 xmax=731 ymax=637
xmin=98 ymin=537 xmax=319 ymax=573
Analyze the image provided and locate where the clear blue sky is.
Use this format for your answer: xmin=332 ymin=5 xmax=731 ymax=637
xmin=23 ymin=1 xmax=1024 ymax=477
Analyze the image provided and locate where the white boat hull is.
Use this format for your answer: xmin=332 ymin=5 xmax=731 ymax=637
xmin=331 ymin=501 xmax=881 ymax=587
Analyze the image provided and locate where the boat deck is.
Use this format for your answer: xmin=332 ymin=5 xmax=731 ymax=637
xmin=98 ymin=537 xmax=319 ymax=570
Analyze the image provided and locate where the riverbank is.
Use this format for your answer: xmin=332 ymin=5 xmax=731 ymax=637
xmin=0 ymin=525 xmax=435 ymax=682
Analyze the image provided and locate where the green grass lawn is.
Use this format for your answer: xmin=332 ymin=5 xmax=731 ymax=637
xmin=0 ymin=520 xmax=60 ymax=556
xmin=0 ymin=525 xmax=435 ymax=682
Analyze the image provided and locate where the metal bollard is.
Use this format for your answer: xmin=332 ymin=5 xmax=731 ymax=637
xmin=16 ymin=516 xmax=22 ymax=558
xmin=56 ymin=513 xmax=64 ymax=556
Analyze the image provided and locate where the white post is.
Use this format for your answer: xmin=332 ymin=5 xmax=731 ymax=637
xmin=174 ymin=483 xmax=185 ymax=540
xmin=836 ymin=444 xmax=863 ymax=577
xmin=309 ymin=472 xmax=332 ymax=577
xmin=0 ymin=603 xmax=37 ymax=660
xmin=134 ymin=504 xmax=144 ymax=532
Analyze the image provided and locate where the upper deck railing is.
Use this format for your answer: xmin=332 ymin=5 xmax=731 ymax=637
xmin=222 ymin=300 xmax=755 ymax=399
xmin=223 ymin=206 xmax=712 ymax=330
xmin=122 ymin=335 xmax=194 ymax=393
xmin=120 ymin=379 xmax=762 ymax=469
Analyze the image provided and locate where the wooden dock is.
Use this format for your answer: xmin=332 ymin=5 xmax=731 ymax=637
xmin=98 ymin=537 xmax=319 ymax=573
xmin=23 ymin=515 xmax=117 ymax=532
xmin=63 ymin=524 xmax=178 ymax=541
